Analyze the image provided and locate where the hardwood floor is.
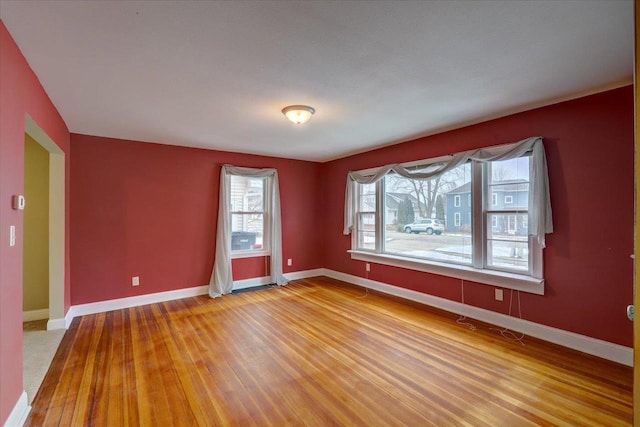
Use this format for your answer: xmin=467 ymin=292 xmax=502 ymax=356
xmin=27 ymin=277 xmax=633 ymax=426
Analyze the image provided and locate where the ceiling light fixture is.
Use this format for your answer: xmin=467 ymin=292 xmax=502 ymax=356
xmin=282 ymin=105 xmax=315 ymax=125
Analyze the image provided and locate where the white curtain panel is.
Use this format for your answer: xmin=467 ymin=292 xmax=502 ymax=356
xmin=343 ymin=136 xmax=553 ymax=247
xmin=209 ymin=165 xmax=287 ymax=298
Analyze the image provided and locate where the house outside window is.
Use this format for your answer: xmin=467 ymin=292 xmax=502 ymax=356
xmin=380 ymin=163 xmax=472 ymax=265
xmin=356 ymin=183 xmax=376 ymax=250
xmin=385 ymin=193 xmax=425 ymax=227
xmin=445 ymin=181 xmax=471 ymax=233
xmin=230 ymin=175 xmax=268 ymax=253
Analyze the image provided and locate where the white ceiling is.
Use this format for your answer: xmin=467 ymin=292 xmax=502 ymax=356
xmin=0 ymin=0 xmax=633 ymax=162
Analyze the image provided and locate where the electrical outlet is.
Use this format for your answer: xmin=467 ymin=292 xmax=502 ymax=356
xmin=366 ymin=263 xmax=371 ymax=272
xmin=287 ymin=258 xmax=292 ymax=266
xmin=132 ymin=276 xmax=140 ymax=287
xmin=495 ymin=288 xmax=503 ymax=301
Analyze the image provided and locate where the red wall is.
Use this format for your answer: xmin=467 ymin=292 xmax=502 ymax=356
xmin=320 ymin=86 xmax=635 ymax=347
xmin=0 ymin=21 xmax=70 ymax=424
xmin=70 ymin=135 xmax=322 ymax=304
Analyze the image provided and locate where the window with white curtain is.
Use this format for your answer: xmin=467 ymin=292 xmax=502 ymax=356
xmin=345 ymin=137 xmax=551 ymax=294
xmin=209 ymin=165 xmax=287 ymax=298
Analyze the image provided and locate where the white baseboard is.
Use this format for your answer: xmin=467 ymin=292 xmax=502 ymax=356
xmin=65 ymin=308 xmax=74 ymax=329
xmin=233 ymin=276 xmax=272 ymax=290
xmin=3 ymin=391 xmax=30 ymax=427
xmin=47 ymin=317 xmax=66 ymax=331
xmin=22 ymin=309 xmax=48 ymax=322
xmin=64 ymin=270 xmax=326 ymax=324
xmin=285 ymin=268 xmax=325 ymax=281
xmin=69 ymin=285 xmax=210 ymax=320
xmin=322 ymin=269 xmax=633 ymax=366
xmin=232 ymin=269 xmax=326 ymax=290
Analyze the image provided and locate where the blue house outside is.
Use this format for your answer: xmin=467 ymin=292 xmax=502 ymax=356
xmin=444 ymin=180 xmax=529 ymax=234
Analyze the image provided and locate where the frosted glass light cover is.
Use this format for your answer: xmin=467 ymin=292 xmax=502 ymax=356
xmin=282 ymin=105 xmax=315 ymax=124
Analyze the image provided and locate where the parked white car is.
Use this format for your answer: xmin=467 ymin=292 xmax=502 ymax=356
xmin=403 ymin=219 xmax=444 ymax=235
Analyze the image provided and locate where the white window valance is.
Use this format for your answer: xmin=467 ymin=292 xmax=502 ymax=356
xmin=344 ymin=136 xmax=553 ymax=247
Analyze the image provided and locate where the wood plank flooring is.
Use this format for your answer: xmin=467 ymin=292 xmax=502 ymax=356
xmin=27 ymin=277 xmax=633 ymax=426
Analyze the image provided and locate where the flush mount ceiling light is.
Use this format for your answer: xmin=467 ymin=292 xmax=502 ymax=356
xmin=282 ymin=105 xmax=315 ymax=125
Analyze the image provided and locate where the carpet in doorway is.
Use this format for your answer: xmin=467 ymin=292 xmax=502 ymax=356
xmin=23 ymin=327 xmax=65 ymax=404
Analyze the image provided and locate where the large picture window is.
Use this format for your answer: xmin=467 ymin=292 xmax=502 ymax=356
xmin=343 ymin=137 xmax=552 ymax=294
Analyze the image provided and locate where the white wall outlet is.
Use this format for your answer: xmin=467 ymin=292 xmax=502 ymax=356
xmin=9 ymin=225 xmax=15 ymax=247
xmin=287 ymin=258 xmax=292 ymax=266
xmin=495 ymin=288 xmax=504 ymax=301
xmin=366 ymin=263 xmax=371 ymax=272
xmin=132 ymin=276 xmax=140 ymax=286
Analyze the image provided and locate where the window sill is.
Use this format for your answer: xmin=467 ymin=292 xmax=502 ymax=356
xmin=348 ymin=250 xmax=544 ymax=295
xmin=232 ymin=250 xmax=270 ymax=259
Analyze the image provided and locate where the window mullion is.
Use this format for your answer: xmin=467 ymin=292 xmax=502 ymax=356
xmin=376 ymin=178 xmax=385 ymax=253
xmin=263 ymin=177 xmax=271 ymax=251
xmin=350 ymin=180 xmax=358 ymax=250
xmin=472 ymin=161 xmax=484 ymax=269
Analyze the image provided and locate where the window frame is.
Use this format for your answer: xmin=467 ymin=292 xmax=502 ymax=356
xmin=229 ymin=175 xmax=271 ymax=259
xmin=349 ymin=154 xmax=544 ymax=295
xmin=355 ymin=182 xmax=378 ymax=252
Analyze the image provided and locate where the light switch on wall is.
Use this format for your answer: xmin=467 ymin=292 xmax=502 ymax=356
xmin=495 ymin=289 xmax=504 ymax=301
xmin=287 ymin=259 xmax=292 ymax=266
xmin=9 ymin=225 xmax=15 ymax=247
xmin=132 ymin=276 xmax=140 ymax=286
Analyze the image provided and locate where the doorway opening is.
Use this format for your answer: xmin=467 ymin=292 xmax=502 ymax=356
xmin=22 ymin=114 xmax=65 ymax=329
